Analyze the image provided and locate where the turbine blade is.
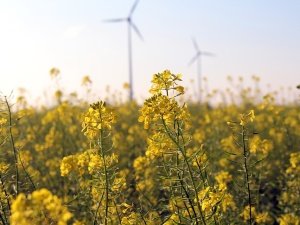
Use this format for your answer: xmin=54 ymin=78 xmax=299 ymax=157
xmin=200 ymin=51 xmax=215 ymax=57
xmin=130 ymin=22 xmax=143 ymax=40
xmin=103 ymin=18 xmax=126 ymax=23
xmin=187 ymin=54 xmax=199 ymax=66
xmin=129 ymin=0 xmax=139 ymax=17
xmin=192 ymin=38 xmax=199 ymax=51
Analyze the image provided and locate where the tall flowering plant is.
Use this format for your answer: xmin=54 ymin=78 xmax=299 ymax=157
xmin=61 ymin=101 xmax=124 ymax=225
xmin=225 ymin=110 xmax=273 ymax=224
xmin=138 ymin=70 xmax=235 ymax=224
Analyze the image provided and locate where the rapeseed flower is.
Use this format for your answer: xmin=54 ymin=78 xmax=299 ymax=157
xmin=11 ymin=188 xmax=72 ymax=225
xmin=0 ymin=162 xmax=9 ymax=174
xmin=81 ymin=101 xmax=118 ymax=140
xmin=81 ymin=75 xmax=92 ymax=86
xmin=278 ymin=213 xmax=300 ymax=225
xmin=60 ymin=155 xmax=78 ymax=176
xmin=239 ymin=110 xmax=255 ymax=126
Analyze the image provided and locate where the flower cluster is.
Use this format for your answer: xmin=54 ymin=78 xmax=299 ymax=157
xmin=249 ymin=135 xmax=273 ymax=155
xmin=10 ymin=188 xmax=72 ymax=225
xmin=286 ymin=152 xmax=300 ymax=174
xmin=227 ymin=109 xmax=255 ymax=126
xmin=196 ymin=184 xmax=236 ymax=214
xmin=139 ymin=70 xmax=188 ymax=130
xmin=139 ymin=94 xmax=190 ymax=130
xmin=82 ymin=101 xmax=118 ymax=140
xmin=81 ymin=75 xmax=92 ymax=86
xmin=240 ymin=205 xmax=272 ymax=223
xmin=0 ymin=162 xmax=9 ymax=174
xmin=215 ymin=170 xmax=232 ymax=185
xmin=149 ymin=70 xmax=184 ymax=95
xmin=278 ymin=213 xmax=300 ymax=225
xmin=61 ymin=150 xmax=118 ymax=177
xmin=239 ymin=109 xmax=255 ymax=126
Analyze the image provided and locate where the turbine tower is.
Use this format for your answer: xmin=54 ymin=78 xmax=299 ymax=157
xmin=104 ymin=0 xmax=143 ymax=101
xmin=188 ymin=38 xmax=214 ymax=102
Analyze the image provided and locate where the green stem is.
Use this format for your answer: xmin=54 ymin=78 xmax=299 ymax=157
xmin=174 ymin=121 xmax=197 ymax=221
xmin=0 ymin=212 xmax=6 ymax=225
xmin=113 ymin=200 xmax=122 ymax=224
xmin=0 ymin=174 xmax=10 ymax=221
xmin=99 ymin=111 xmax=109 ymax=225
xmin=162 ymin=119 xmax=206 ymax=225
xmin=93 ymin=190 xmax=105 ymax=225
xmin=5 ymin=97 xmax=19 ymax=195
xmin=242 ymin=125 xmax=252 ymax=224
xmin=18 ymin=153 xmax=36 ymax=190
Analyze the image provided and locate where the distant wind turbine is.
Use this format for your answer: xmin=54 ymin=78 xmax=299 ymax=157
xmin=188 ymin=38 xmax=214 ymax=102
xmin=104 ymin=0 xmax=143 ymax=101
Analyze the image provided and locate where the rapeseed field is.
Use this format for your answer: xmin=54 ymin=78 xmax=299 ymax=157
xmin=1 ymin=70 xmax=299 ymax=224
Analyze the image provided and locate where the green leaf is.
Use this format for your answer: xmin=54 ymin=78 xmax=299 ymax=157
xmin=220 ymin=148 xmax=237 ymax=156
xmin=251 ymin=154 xmax=268 ymax=167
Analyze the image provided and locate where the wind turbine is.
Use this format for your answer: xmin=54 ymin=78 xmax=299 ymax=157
xmin=188 ymin=38 xmax=214 ymax=102
xmin=104 ymin=0 xmax=143 ymax=101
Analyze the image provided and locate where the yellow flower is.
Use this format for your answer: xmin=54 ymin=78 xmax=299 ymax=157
xmin=248 ymin=110 xmax=255 ymax=122
xmin=11 ymin=189 xmax=73 ymax=225
xmin=54 ymin=90 xmax=63 ymax=100
xmin=121 ymin=202 xmax=133 ymax=213
xmin=81 ymin=101 xmax=118 ymax=140
xmin=139 ymin=94 xmax=189 ymax=130
xmin=60 ymin=155 xmax=78 ymax=176
xmin=149 ymin=70 xmax=184 ymax=96
xmin=164 ymin=214 xmax=180 ymax=225
xmin=49 ymin=68 xmax=60 ymax=79
xmin=0 ymin=162 xmax=10 ymax=174
xmin=81 ymin=75 xmax=92 ymax=86
xmin=286 ymin=152 xmax=300 ymax=175
xmin=175 ymin=85 xmax=185 ymax=94
xmin=123 ymin=82 xmax=130 ymax=89
xmin=88 ymin=153 xmax=102 ymax=174
xmin=290 ymin=152 xmax=300 ymax=168
xmin=121 ymin=212 xmax=143 ymax=225
xmin=0 ymin=118 xmax=7 ymax=125
xmin=256 ymin=212 xmax=273 ymax=223
xmin=278 ymin=213 xmax=300 ymax=225
xmin=221 ymin=193 xmax=236 ymax=212
xmin=238 ymin=110 xmax=255 ymax=126
xmin=215 ymin=171 xmax=232 ymax=185
xmin=241 ymin=205 xmax=257 ymax=222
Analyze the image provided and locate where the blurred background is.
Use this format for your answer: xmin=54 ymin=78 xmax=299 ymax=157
xmin=1 ymin=0 xmax=299 ymax=104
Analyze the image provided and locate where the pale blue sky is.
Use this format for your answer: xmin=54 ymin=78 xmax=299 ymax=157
xmin=1 ymin=0 xmax=299 ymax=103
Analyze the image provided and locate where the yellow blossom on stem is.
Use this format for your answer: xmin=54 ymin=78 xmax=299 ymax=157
xmin=149 ymin=70 xmax=183 ymax=95
xmin=235 ymin=110 xmax=255 ymax=126
xmin=248 ymin=109 xmax=255 ymax=122
xmin=278 ymin=213 xmax=300 ymax=225
xmin=49 ymin=68 xmax=60 ymax=79
xmin=0 ymin=118 xmax=7 ymax=125
xmin=60 ymin=155 xmax=78 ymax=176
xmin=0 ymin=162 xmax=10 ymax=174
xmin=139 ymin=94 xmax=189 ymax=129
xmin=215 ymin=170 xmax=232 ymax=185
xmin=81 ymin=101 xmax=118 ymax=140
xmin=81 ymin=75 xmax=92 ymax=86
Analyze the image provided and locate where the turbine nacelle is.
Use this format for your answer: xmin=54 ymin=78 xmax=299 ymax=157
xmin=188 ymin=38 xmax=215 ymax=66
xmin=103 ymin=0 xmax=143 ymax=41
